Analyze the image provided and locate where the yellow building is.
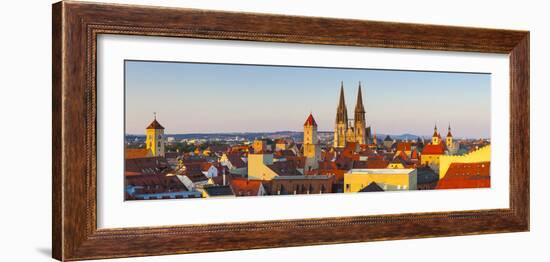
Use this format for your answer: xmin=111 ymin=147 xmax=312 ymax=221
xmin=344 ymin=168 xmax=417 ymax=192
xmin=145 ymin=114 xmax=165 ymax=157
xmin=387 ymin=162 xmax=405 ymax=169
xmin=439 ymin=144 xmax=491 ymax=179
xmin=421 ymin=124 xmax=446 ymax=170
xmin=247 ymin=150 xmax=278 ymax=180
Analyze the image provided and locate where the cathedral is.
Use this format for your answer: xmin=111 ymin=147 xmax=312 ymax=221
xmin=333 ymin=82 xmax=371 ymax=148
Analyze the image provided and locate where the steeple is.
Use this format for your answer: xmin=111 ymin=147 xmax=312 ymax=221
xmin=447 ymin=123 xmax=453 ymax=137
xmin=353 ymin=82 xmax=367 ymax=145
xmin=334 ymin=82 xmax=349 ymax=148
xmin=304 ymin=113 xmax=317 ymax=126
xmin=432 ymin=123 xmax=441 ymax=145
xmin=355 ymin=82 xmax=365 ymax=114
xmin=445 ymin=123 xmax=454 ymax=150
xmin=336 ymin=81 xmax=348 ymax=123
xmin=146 ymin=112 xmax=165 ymax=130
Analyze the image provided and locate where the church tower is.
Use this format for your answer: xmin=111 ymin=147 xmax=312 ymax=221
xmin=431 ymin=124 xmax=441 ymax=145
xmin=345 ymin=119 xmax=355 ymax=143
xmin=146 ymin=113 xmax=165 ymax=157
xmin=446 ymin=123 xmax=453 ymax=148
xmin=354 ymin=82 xmax=367 ymax=145
xmin=303 ymin=113 xmax=321 ymax=171
xmin=333 ymin=82 xmax=348 ymax=148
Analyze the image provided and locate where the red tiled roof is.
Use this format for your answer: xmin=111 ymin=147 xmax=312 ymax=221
xmin=411 ymin=149 xmax=419 ymax=159
xmin=304 ymin=113 xmax=317 ymax=126
xmin=125 ymin=148 xmax=150 ymax=159
xmin=436 ymin=162 xmax=490 ymax=189
xmin=396 ymin=142 xmax=412 ymax=152
xmin=146 ymin=119 xmax=165 ymax=130
xmin=274 ymin=149 xmax=297 ymax=157
xmin=125 ymin=174 xmax=189 ymax=194
xmin=230 ymin=178 xmax=263 ymax=196
xmin=226 ymin=152 xmax=246 ymax=168
xmin=422 ymin=143 xmax=445 ymax=155
xmin=286 ymin=156 xmax=306 ymax=169
xmin=366 ymin=159 xmax=390 ymax=168
xmin=395 ymin=151 xmax=410 ymax=161
xmin=125 ymin=156 xmax=172 ymax=176
xmin=267 ymin=161 xmax=302 ymax=176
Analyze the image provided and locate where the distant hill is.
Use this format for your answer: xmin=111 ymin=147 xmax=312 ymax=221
xmin=126 ymin=131 xmax=433 ymax=142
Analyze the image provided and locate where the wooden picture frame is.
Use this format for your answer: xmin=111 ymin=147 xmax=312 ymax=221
xmin=52 ymin=1 xmax=529 ymax=261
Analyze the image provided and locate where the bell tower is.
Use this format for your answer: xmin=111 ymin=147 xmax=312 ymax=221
xmin=431 ymin=124 xmax=441 ymax=145
xmin=446 ymin=123 xmax=453 ymax=148
xmin=145 ymin=113 xmax=165 ymax=157
xmin=304 ymin=113 xmax=320 ymax=171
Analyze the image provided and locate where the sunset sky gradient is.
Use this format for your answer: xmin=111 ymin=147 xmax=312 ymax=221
xmin=125 ymin=60 xmax=491 ymax=138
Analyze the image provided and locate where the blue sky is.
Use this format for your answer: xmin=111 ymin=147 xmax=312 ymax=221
xmin=125 ymin=60 xmax=491 ymax=138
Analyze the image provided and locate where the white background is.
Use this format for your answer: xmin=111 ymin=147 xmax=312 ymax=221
xmin=0 ymin=0 xmax=546 ymax=261
xmin=98 ymin=35 xmax=509 ymax=228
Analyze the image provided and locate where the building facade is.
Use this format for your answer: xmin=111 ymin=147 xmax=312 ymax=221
xmin=303 ymin=113 xmax=321 ymax=171
xmin=145 ymin=114 xmax=165 ymax=157
xmin=270 ymin=175 xmax=334 ymax=195
xmin=333 ymin=82 xmax=370 ymax=148
xmin=344 ymin=168 xmax=418 ymax=192
xmin=438 ymin=144 xmax=491 ymax=179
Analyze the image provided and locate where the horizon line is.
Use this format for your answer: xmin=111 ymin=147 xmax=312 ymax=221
xmin=124 ymin=131 xmax=490 ymax=139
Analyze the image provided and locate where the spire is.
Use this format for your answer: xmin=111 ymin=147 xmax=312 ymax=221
xmin=447 ymin=123 xmax=453 ymax=137
xmin=146 ymin=113 xmax=165 ymax=130
xmin=433 ymin=123 xmax=438 ymax=137
xmin=304 ymin=113 xmax=317 ymax=126
xmin=336 ymin=82 xmax=348 ymax=123
xmin=355 ymin=81 xmax=365 ymax=113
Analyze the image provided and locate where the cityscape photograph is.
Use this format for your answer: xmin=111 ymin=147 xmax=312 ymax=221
xmin=124 ymin=60 xmax=491 ymax=201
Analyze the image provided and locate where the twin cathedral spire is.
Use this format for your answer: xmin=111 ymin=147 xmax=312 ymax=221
xmin=334 ymin=81 xmax=369 ymax=148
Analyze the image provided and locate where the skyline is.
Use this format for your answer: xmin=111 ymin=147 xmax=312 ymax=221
xmin=125 ymin=60 xmax=491 ymax=138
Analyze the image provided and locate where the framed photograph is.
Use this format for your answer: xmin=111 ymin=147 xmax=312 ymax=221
xmin=52 ymin=1 xmax=529 ymax=261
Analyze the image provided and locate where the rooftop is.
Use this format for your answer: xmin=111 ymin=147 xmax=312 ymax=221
xmin=304 ymin=113 xmax=318 ymax=126
xmin=274 ymin=175 xmax=333 ymax=180
xmin=359 ymin=182 xmax=384 ymax=192
xmin=347 ymin=168 xmax=415 ymax=175
xmin=203 ymin=185 xmax=235 ymax=196
xmin=146 ymin=119 xmax=165 ymax=130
